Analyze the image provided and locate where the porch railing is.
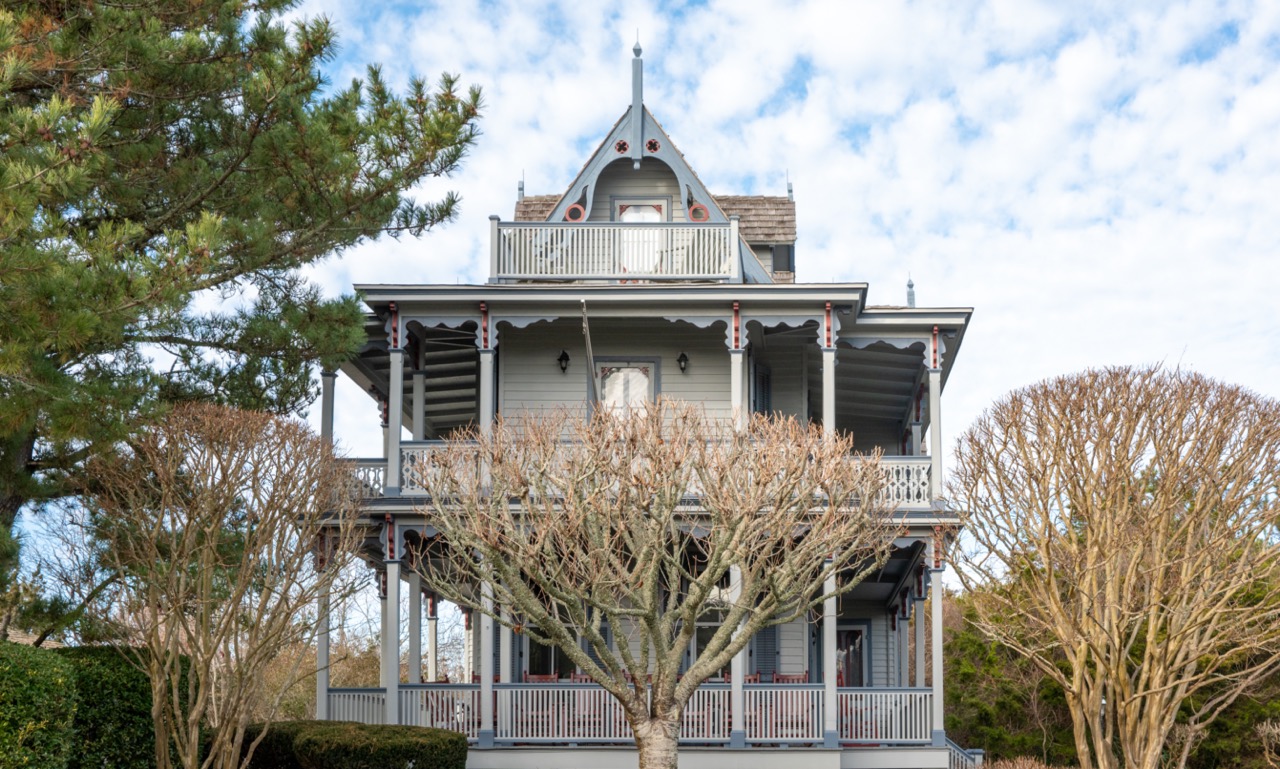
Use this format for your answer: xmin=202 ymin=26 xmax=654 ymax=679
xmin=838 ymin=688 xmax=933 ymax=744
xmin=493 ymin=222 xmax=738 ymax=282
xmin=348 ymin=448 xmax=934 ymax=512
xmin=328 ymin=687 xmax=385 ymax=725
xmin=328 ymin=684 xmax=936 ymax=746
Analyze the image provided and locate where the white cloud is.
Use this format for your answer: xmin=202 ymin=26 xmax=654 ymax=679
xmin=291 ymin=0 xmax=1280 ymax=458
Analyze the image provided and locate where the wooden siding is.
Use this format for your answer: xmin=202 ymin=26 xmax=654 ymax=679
xmin=498 ymin=319 xmax=731 ymax=417
xmin=590 ymin=158 xmax=685 ymax=222
xmin=778 ymin=618 xmax=808 ymax=676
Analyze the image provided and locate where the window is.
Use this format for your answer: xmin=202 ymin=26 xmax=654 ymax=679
xmin=615 ymin=199 xmax=666 ymax=275
xmin=599 ymin=363 xmax=654 ymax=412
xmin=836 ymin=628 xmax=865 ymax=687
xmin=527 ymin=634 xmax=575 ymax=679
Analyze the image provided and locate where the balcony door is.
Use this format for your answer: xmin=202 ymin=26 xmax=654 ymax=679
xmin=616 ymin=200 xmax=665 ymax=275
xmin=836 ymin=627 xmax=866 ymax=687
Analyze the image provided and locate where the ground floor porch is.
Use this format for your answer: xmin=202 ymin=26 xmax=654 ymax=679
xmin=325 ymin=680 xmax=972 ymax=752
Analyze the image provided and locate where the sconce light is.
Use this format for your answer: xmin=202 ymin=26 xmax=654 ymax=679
xmin=677 ymin=352 xmax=689 ymax=373
xmin=557 ymin=349 xmax=571 ymax=373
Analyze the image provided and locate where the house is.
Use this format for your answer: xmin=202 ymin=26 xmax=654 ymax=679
xmin=314 ymin=46 xmax=978 ymax=769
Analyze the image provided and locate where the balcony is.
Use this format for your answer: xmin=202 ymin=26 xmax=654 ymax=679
xmin=346 ymin=445 xmax=934 ymax=511
xmin=490 ymin=221 xmax=742 ymax=282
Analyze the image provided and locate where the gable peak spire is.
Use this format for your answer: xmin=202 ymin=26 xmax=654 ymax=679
xmin=630 ymin=38 xmax=644 ymax=169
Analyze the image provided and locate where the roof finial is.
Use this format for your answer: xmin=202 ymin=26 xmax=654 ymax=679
xmin=631 ymin=35 xmax=644 ymax=170
xmin=907 ymin=275 xmax=916 ymax=308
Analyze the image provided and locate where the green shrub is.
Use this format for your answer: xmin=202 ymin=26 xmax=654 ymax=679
xmin=293 ymin=722 xmax=467 ymax=769
xmin=0 ymin=641 xmax=78 ymax=769
xmin=53 ymin=646 xmax=154 ymax=769
xmin=231 ymin=721 xmax=311 ymax=769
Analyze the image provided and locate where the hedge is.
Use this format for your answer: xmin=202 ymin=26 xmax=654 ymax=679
xmin=217 ymin=721 xmax=465 ymax=769
xmin=0 ymin=641 xmax=78 ymax=769
xmin=292 ymin=722 xmax=467 ymax=769
xmin=53 ymin=646 xmax=155 ymax=769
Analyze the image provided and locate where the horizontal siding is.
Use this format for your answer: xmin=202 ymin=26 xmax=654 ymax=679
xmin=590 ymin=158 xmax=685 ymax=222
xmin=778 ymin=618 xmax=808 ymax=676
xmin=499 ymin=319 xmax=730 ymax=417
xmin=753 ymin=340 xmax=807 ymax=421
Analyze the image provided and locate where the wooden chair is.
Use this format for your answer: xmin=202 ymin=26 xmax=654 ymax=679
xmin=743 ymin=673 xmax=761 ymax=683
xmin=569 ymin=671 xmax=594 ymax=683
xmin=523 ymin=671 xmax=560 ymax=683
xmin=772 ymin=672 xmax=808 ymax=684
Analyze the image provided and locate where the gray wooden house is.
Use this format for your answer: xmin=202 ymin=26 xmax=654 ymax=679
xmin=314 ymin=47 xmax=980 ymax=769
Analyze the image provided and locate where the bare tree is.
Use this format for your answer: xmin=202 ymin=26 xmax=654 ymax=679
xmin=83 ymin=403 xmax=363 ymax=769
xmin=410 ymin=402 xmax=899 ymax=769
xmin=951 ymin=366 xmax=1280 ymax=769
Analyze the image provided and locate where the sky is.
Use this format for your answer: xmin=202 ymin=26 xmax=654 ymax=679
xmin=287 ymin=0 xmax=1280 ymax=459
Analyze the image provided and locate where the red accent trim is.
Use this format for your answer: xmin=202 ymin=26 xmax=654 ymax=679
xmin=890 ymin=613 xmax=897 ymax=631
xmin=426 ymin=592 xmax=438 ymax=617
xmin=389 ymin=302 xmax=399 ymax=349
xmin=825 ymin=302 xmax=833 ymax=348
xmin=565 ymin=203 xmax=586 ymax=222
xmin=379 ymin=398 xmax=388 ymax=427
xmin=463 ymin=608 xmax=473 ymax=630
xmin=378 ymin=570 xmax=387 ymax=600
xmin=385 ymin=514 xmax=395 ymax=560
xmin=688 ymin=203 xmax=709 ymax=222
xmin=732 ymin=302 xmax=741 ymax=349
xmin=915 ymin=384 xmax=925 ymax=421
xmin=932 ymin=325 xmax=939 ymax=369
xmin=933 ymin=527 xmax=944 ymax=569
xmin=480 ymin=302 xmax=489 ymax=349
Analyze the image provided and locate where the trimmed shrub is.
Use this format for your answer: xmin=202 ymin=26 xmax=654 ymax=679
xmin=0 ymin=641 xmax=78 ymax=769
xmin=293 ymin=722 xmax=467 ymax=769
xmin=230 ymin=721 xmax=311 ymax=769
xmin=53 ymin=646 xmax=154 ymax=769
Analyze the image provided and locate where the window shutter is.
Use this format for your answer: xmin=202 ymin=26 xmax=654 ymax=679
xmin=754 ymin=626 xmax=779 ymax=680
xmin=772 ymin=244 xmax=794 ymax=272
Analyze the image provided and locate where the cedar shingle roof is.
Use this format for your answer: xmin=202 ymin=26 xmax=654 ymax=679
xmin=514 ymin=195 xmax=560 ymax=221
xmin=515 ymin=193 xmax=796 ymax=244
xmin=712 ymin=195 xmax=796 ymax=243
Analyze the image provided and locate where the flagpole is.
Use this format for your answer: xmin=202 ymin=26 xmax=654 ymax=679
xmin=581 ymin=300 xmax=598 ymax=405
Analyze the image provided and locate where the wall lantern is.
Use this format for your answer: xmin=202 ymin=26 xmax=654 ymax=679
xmin=558 ymin=350 xmax=571 ymax=373
xmin=677 ymin=352 xmax=689 ymax=373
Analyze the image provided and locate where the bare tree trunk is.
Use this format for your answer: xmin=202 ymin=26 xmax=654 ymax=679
xmin=633 ymin=715 xmax=682 ymax=769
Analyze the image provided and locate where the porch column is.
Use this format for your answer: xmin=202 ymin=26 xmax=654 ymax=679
xmin=320 ymin=370 xmax=336 ymax=447
xmin=729 ymin=565 xmax=745 ymax=748
xmin=911 ymin=421 xmax=923 ymax=457
xmin=500 ymin=607 xmax=513 ymax=682
xmin=729 ymin=348 xmax=746 ymax=429
xmin=382 ymin=560 xmax=401 ymax=726
xmin=386 ymin=348 xmax=405 ymax=496
xmin=479 ymin=349 xmax=496 ymax=434
xmin=899 ymin=606 xmax=909 ymax=687
xmin=412 ymin=369 xmax=426 ymax=440
xmin=930 ymin=540 xmax=945 ymax=747
xmin=915 ymin=593 xmax=927 ymax=688
xmin=822 ymin=348 xmax=837 ymax=437
xmin=427 ymin=593 xmax=439 ymax=682
xmin=408 ymin=572 xmax=423 ymax=684
xmin=315 ymin=570 xmax=330 ymax=720
xmin=479 ymin=582 xmax=496 ymax=747
xmin=822 ymin=563 xmax=838 ymax=748
xmin=927 ymin=367 xmax=943 ymax=500
xmin=316 ymin=371 xmax=335 ymax=720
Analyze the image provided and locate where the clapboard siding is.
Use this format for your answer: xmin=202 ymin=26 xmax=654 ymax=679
xmin=590 ymin=158 xmax=685 ymax=222
xmin=499 ymin=319 xmax=731 ymax=417
xmin=850 ymin=418 xmax=902 ymax=454
xmin=778 ymin=618 xmax=808 ymax=676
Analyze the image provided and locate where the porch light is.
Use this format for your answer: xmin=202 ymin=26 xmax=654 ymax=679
xmin=558 ymin=350 xmax=571 ymax=373
xmin=677 ymin=352 xmax=689 ymax=372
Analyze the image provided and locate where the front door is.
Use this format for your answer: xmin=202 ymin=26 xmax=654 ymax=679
xmin=836 ymin=628 xmax=865 ymax=687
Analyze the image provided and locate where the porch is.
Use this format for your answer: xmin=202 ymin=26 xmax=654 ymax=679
xmin=328 ymin=683 xmax=933 ymax=745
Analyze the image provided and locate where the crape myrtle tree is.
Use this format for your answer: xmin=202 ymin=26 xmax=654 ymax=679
xmin=952 ymin=366 xmax=1280 ymax=769
xmin=84 ymin=403 xmax=363 ymax=769
xmin=411 ymin=402 xmax=900 ymax=769
xmin=0 ymin=0 xmax=482 ymax=527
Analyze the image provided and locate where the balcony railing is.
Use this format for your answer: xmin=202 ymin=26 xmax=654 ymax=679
xmin=492 ymin=222 xmax=739 ymax=282
xmin=333 ymin=684 xmax=935 ymax=746
xmin=345 ymin=446 xmax=934 ymax=511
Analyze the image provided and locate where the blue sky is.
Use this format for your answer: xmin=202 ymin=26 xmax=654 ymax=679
xmin=288 ymin=0 xmax=1280 ymax=457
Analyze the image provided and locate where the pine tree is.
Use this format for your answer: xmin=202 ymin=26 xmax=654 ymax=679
xmin=0 ymin=1 xmax=482 ymax=526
